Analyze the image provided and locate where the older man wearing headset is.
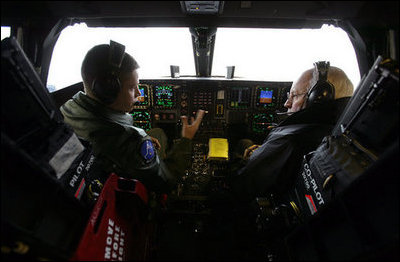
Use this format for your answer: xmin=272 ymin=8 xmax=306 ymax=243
xmin=231 ymin=62 xmax=354 ymax=202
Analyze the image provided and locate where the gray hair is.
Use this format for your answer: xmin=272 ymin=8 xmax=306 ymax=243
xmin=308 ymin=66 xmax=354 ymax=99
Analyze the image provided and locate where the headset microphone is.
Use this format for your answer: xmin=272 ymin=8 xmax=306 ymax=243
xmin=276 ymin=111 xmax=291 ymax=115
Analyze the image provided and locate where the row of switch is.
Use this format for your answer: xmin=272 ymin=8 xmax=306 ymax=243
xmin=154 ymin=113 xmax=176 ymax=121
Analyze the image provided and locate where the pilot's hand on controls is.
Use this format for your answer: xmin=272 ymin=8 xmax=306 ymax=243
xmin=150 ymin=136 xmax=161 ymax=150
xmin=243 ymin=144 xmax=260 ymax=160
xmin=181 ymin=109 xmax=205 ymax=140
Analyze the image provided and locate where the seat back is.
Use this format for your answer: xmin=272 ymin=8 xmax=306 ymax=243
xmin=51 ymin=81 xmax=84 ymax=109
xmin=1 ymin=37 xmax=92 ymax=260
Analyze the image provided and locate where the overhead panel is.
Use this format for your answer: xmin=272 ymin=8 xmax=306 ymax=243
xmin=181 ymin=1 xmax=224 ymax=15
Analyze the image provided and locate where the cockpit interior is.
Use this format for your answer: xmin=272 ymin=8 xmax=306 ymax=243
xmin=1 ymin=1 xmax=399 ymax=261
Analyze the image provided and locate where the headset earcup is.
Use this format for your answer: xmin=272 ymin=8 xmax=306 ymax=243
xmin=306 ymin=81 xmax=335 ymax=106
xmin=92 ymin=73 xmax=121 ymax=105
xmin=91 ymin=41 xmax=125 ymax=105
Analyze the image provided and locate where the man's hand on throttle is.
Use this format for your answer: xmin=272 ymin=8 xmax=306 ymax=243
xmin=181 ymin=110 xmax=205 ymax=140
xmin=243 ymin=144 xmax=260 ymax=160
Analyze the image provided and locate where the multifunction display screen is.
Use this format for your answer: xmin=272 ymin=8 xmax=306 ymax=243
xmin=252 ymin=113 xmax=275 ymax=133
xmin=153 ymin=85 xmax=175 ymax=107
xmin=131 ymin=111 xmax=151 ymax=131
xmin=136 ymin=85 xmax=149 ymax=106
xmin=259 ymin=90 xmax=273 ymax=104
xmin=256 ymin=86 xmax=276 ymax=108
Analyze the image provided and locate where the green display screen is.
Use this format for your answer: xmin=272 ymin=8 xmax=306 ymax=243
xmin=131 ymin=111 xmax=151 ymax=131
xmin=154 ymin=85 xmax=174 ymax=107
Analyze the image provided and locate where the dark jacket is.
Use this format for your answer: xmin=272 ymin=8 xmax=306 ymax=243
xmin=60 ymin=91 xmax=192 ymax=193
xmin=232 ymin=97 xmax=351 ymax=201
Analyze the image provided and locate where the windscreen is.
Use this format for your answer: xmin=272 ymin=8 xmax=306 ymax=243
xmin=47 ymin=23 xmax=361 ymax=92
xmin=212 ymin=25 xmax=361 ymax=88
xmin=47 ymin=23 xmax=195 ymax=92
xmin=1 ymin=26 xmax=11 ymax=40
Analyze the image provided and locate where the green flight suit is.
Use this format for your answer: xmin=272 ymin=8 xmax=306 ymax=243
xmin=60 ymin=91 xmax=192 ymax=193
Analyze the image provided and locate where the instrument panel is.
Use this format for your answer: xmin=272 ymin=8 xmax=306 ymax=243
xmin=131 ymin=79 xmax=292 ymax=141
xmin=130 ymin=79 xmax=292 ymax=209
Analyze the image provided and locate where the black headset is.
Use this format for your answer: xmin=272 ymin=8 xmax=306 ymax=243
xmin=305 ymin=61 xmax=335 ymax=107
xmin=91 ymin=40 xmax=126 ymax=105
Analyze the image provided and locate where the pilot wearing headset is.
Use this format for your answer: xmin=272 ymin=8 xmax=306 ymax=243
xmin=230 ymin=62 xmax=354 ymax=202
xmin=60 ymin=41 xmax=205 ymax=193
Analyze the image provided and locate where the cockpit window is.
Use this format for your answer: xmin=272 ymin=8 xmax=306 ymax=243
xmin=212 ymin=25 xmax=361 ymax=87
xmin=47 ymin=23 xmax=361 ymax=92
xmin=1 ymin=26 xmax=11 ymax=40
xmin=47 ymin=23 xmax=195 ymax=92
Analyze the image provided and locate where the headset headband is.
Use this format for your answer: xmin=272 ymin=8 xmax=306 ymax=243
xmin=109 ymin=40 xmax=126 ymax=69
xmin=314 ymin=61 xmax=330 ymax=82
xmin=304 ymin=61 xmax=335 ymax=107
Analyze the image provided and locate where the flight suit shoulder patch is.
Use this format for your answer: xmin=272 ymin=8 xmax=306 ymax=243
xmin=140 ymin=140 xmax=155 ymax=163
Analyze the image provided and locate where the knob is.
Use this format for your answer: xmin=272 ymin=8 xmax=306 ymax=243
xmin=181 ymin=93 xmax=188 ymax=99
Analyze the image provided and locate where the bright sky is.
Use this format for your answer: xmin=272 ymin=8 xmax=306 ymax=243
xmin=47 ymin=23 xmax=360 ymax=91
xmin=1 ymin=26 xmax=11 ymax=40
xmin=213 ymin=25 xmax=361 ymax=85
xmin=47 ymin=25 xmax=194 ymax=91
